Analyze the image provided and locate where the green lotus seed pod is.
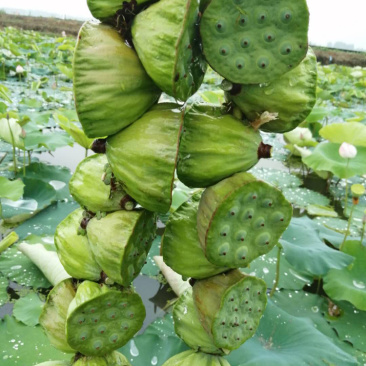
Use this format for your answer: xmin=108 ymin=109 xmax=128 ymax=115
xmin=39 ymin=279 xmax=76 ymax=353
xmin=66 ymin=281 xmax=145 ymax=356
xmin=200 ymin=0 xmax=309 ymax=84
xmin=55 ymin=208 xmax=102 ymax=281
xmin=132 ymin=0 xmax=207 ymax=101
xmin=162 ymin=195 xmax=228 ymax=279
xmin=173 ymin=289 xmax=224 ymax=355
xmin=87 ymin=210 xmax=156 ymax=286
xmin=177 ymin=104 xmax=271 ymax=188
xmin=197 ymin=172 xmax=292 ymax=268
xmin=86 ymin=0 xmax=123 ymax=22
xmin=72 ymin=351 xmax=131 ymax=366
xmin=106 ymin=104 xmax=183 ymax=213
xmin=74 ymin=21 xmax=161 ymax=138
xmin=69 ymin=154 xmax=134 ymax=213
xmin=193 ymin=270 xmax=267 ymax=351
xmin=35 ymin=362 xmax=70 ymax=366
xmin=161 ymin=350 xmax=231 ymax=366
xmin=226 ymin=48 xmax=317 ymax=133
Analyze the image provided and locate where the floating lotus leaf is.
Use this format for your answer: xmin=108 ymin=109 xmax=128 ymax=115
xmin=74 ymin=21 xmax=161 ymax=138
xmin=320 ymin=122 xmax=366 ymax=147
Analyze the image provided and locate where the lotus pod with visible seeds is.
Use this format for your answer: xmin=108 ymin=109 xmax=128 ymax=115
xmin=193 ymin=270 xmax=267 ymax=351
xmin=66 ymin=281 xmax=145 ymax=356
xmin=161 ymin=350 xmax=231 ymax=366
xmin=200 ymin=0 xmax=309 ymax=84
xmin=197 ymin=172 xmax=292 ymax=268
xmin=55 ymin=208 xmax=102 ymax=281
xmin=132 ymin=0 xmax=207 ymax=101
xmin=106 ymin=104 xmax=183 ymax=213
xmin=173 ymin=289 xmax=224 ymax=355
xmin=177 ymin=104 xmax=271 ymax=188
xmin=39 ymin=279 xmax=76 ymax=353
xmin=74 ymin=21 xmax=161 ymax=138
xmin=69 ymin=154 xmax=135 ymax=213
xmin=87 ymin=210 xmax=156 ymax=286
xmin=226 ymin=48 xmax=317 ymax=133
xmin=162 ymin=195 xmax=228 ymax=279
xmin=72 ymin=351 xmax=131 ymax=366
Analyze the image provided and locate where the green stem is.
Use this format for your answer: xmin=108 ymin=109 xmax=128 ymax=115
xmin=27 ymin=150 xmax=31 ymax=165
xmin=316 ymin=277 xmax=322 ymax=294
xmin=344 ymin=159 xmax=350 ymax=212
xmin=0 ymin=231 xmax=19 ymax=254
xmin=6 ymin=116 xmax=17 ymax=174
xmin=360 ymin=219 xmax=365 ymax=244
xmin=23 ymin=149 xmax=26 ymax=176
xmin=341 ymin=203 xmax=355 ymax=250
xmin=85 ymin=148 xmax=88 ymax=158
xmin=270 ymin=245 xmax=282 ymax=297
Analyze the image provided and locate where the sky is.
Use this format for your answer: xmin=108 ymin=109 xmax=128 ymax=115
xmin=1 ymin=0 xmax=366 ymax=51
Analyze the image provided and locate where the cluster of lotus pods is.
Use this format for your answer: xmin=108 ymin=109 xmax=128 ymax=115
xmin=37 ymin=0 xmax=316 ymax=364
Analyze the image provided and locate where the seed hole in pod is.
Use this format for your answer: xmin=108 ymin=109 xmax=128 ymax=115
xmin=238 ymin=15 xmax=248 ymax=27
xmin=129 ymin=313 xmax=134 ymax=318
xmin=256 ymin=232 xmax=271 ymax=246
xmin=249 ymin=327 xmax=253 ymax=331
xmin=222 ymin=321 xmax=225 ymax=325
xmin=77 ymin=316 xmax=85 ymax=325
xmin=258 ymin=13 xmax=266 ymax=23
xmin=94 ymin=340 xmax=102 ymax=350
xmin=223 ymin=335 xmax=228 ymax=339
xmin=264 ymin=33 xmax=275 ymax=42
xmin=80 ymin=332 xmax=88 ymax=341
xmin=258 ymin=291 xmax=261 ymax=295
xmin=257 ymin=57 xmax=269 ymax=69
xmin=230 ymin=298 xmax=234 ymax=302
xmin=281 ymin=10 xmax=292 ymax=23
xmin=219 ymin=243 xmax=230 ymax=256
xmin=98 ymin=325 xmax=106 ymax=334
xmin=187 ymin=44 xmax=192 ymax=49
xmin=280 ymin=44 xmax=292 ymax=55
xmin=249 ymin=308 xmax=252 ymax=311
xmin=236 ymin=245 xmax=248 ymax=261
xmin=110 ymin=334 xmax=118 ymax=343
xmin=216 ymin=21 xmax=224 ymax=32
xmin=234 ymin=308 xmax=238 ymax=312
xmin=244 ymin=320 xmax=247 ymax=324
xmin=92 ymin=316 xmax=100 ymax=323
xmin=220 ymin=46 xmax=229 ymax=56
xmin=237 ymin=337 xmax=240 ymax=341
xmin=174 ymin=73 xmax=180 ymax=82
xmin=258 ymin=309 xmax=262 ymax=312
xmin=119 ymin=302 xmax=127 ymax=308
xmin=241 ymin=38 xmax=250 ymax=48
xmin=236 ymin=59 xmax=245 ymax=70
xmin=90 ymin=308 xmax=96 ymax=313
xmin=245 ymin=300 xmax=249 ymax=304
xmin=121 ymin=323 xmax=129 ymax=330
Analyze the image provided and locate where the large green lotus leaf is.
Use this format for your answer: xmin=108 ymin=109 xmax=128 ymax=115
xmin=324 ymin=240 xmax=366 ymax=311
xmin=250 ymin=167 xmax=302 ymax=190
xmin=227 ymin=49 xmax=317 ymax=133
xmin=74 ymin=21 xmax=161 ymax=138
xmin=314 ymin=216 xmax=360 ymax=238
xmin=14 ymin=200 xmax=79 ymax=240
xmin=2 ymin=178 xmax=57 ymax=224
xmin=320 ymin=122 xmax=366 ymax=147
xmin=280 ymin=217 xmax=354 ymax=277
xmin=0 ymin=274 xmax=9 ymax=306
xmin=0 ymin=117 xmax=25 ymax=149
xmin=303 ymin=142 xmax=366 ymax=178
xmin=241 ymin=246 xmax=312 ymax=290
xmin=226 ymin=300 xmax=358 ymax=366
xmin=13 ymin=292 xmax=43 ymax=326
xmin=0 ymin=315 xmax=71 ymax=366
xmin=140 ymin=236 xmax=161 ymax=277
xmin=282 ymin=187 xmax=330 ymax=209
xmin=321 ymin=299 xmax=366 ymax=352
xmin=106 ymin=104 xmax=183 ymax=213
xmin=132 ymin=0 xmax=207 ymax=101
xmin=0 ymin=176 xmax=24 ymax=201
xmin=0 ymin=244 xmax=51 ymax=288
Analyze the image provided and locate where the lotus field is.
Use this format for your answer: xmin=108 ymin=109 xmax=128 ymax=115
xmin=0 ymin=0 xmax=366 ymax=365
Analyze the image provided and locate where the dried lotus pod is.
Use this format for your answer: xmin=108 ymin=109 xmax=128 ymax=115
xmin=55 ymin=208 xmax=102 ymax=281
xmin=39 ymin=279 xmax=76 ymax=353
xmin=197 ymin=172 xmax=292 ymax=268
xmin=161 ymin=350 xmax=231 ymax=366
xmin=66 ymin=281 xmax=145 ymax=356
xmin=193 ymin=270 xmax=267 ymax=351
xmin=87 ymin=210 xmax=156 ymax=286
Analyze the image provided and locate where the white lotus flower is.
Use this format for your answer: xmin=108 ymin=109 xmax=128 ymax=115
xmin=61 ymin=31 xmax=67 ymax=37
xmin=339 ymin=142 xmax=357 ymax=159
xmin=15 ymin=65 xmax=24 ymax=74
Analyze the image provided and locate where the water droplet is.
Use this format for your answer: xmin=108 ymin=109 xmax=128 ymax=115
xmin=130 ymin=339 xmax=139 ymax=357
xmin=151 ymin=356 xmax=158 ymax=365
xmin=311 ymin=306 xmax=319 ymax=313
xmin=353 ymin=280 xmax=365 ymax=289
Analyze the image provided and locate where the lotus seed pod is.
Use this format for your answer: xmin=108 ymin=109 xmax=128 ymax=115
xmin=226 ymin=48 xmax=317 ymax=133
xmin=87 ymin=210 xmax=156 ymax=286
xmin=72 ymin=351 xmax=131 ymax=366
xmin=132 ymin=0 xmax=207 ymax=101
xmin=69 ymin=154 xmax=135 ymax=213
xmin=55 ymin=208 xmax=102 ymax=281
xmin=177 ymin=104 xmax=271 ymax=188
xmin=39 ymin=279 xmax=76 ymax=353
xmin=197 ymin=172 xmax=292 ymax=268
xmin=193 ymin=270 xmax=267 ymax=351
xmin=106 ymin=104 xmax=183 ymax=213
xmin=161 ymin=350 xmax=231 ymax=366
xmin=162 ymin=195 xmax=228 ymax=279
xmin=66 ymin=281 xmax=145 ymax=356
xmin=173 ymin=289 xmax=224 ymax=355
xmin=200 ymin=0 xmax=309 ymax=84
xmin=74 ymin=21 xmax=161 ymax=138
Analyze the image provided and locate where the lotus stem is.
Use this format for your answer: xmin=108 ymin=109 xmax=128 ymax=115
xmin=341 ymin=203 xmax=355 ymax=250
xmin=6 ymin=114 xmax=17 ymax=174
xmin=0 ymin=231 xmax=19 ymax=253
xmin=344 ymin=159 xmax=350 ymax=212
xmin=270 ymin=244 xmax=282 ymax=297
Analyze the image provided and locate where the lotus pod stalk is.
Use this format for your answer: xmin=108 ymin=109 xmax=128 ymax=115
xmin=55 ymin=208 xmax=102 ymax=281
xmin=177 ymin=104 xmax=271 ymax=188
xmin=106 ymin=103 xmax=183 ymax=213
xmin=161 ymin=350 xmax=232 ymax=366
xmin=66 ymin=281 xmax=145 ymax=356
xmin=200 ymin=0 xmax=309 ymax=84
xmin=72 ymin=351 xmax=132 ymax=366
xmin=173 ymin=288 xmax=225 ymax=355
xmin=86 ymin=210 xmax=156 ymax=286
xmin=162 ymin=194 xmax=228 ymax=280
xmin=39 ymin=279 xmax=76 ymax=353
xmin=226 ymin=48 xmax=318 ymax=133
xmin=132 ymin=0 xmax=207 ymax=101
xmin=197 ymin=172 xmax=292 ymax=268
xmin=73 ymin=21 xmax=161 ymax=138
xmin=69 ymin=154 xmax=135 ymax=213
xmin=193 ymin=270 xmax=267 ymax=351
